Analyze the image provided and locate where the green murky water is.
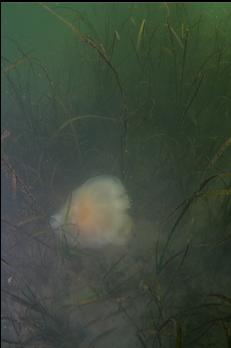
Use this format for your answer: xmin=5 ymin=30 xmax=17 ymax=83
xmin=1 ymin=3 xmax=231 ymax=348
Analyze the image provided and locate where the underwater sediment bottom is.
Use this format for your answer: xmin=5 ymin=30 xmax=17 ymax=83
xmin=2 ymin=202 xmax=231 ymax=348
xmin=1 ymin=214 xmax=161 ymax=347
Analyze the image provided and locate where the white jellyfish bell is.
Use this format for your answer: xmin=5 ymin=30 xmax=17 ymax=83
xmin=50 ymin=175 xmax=133 ymax=249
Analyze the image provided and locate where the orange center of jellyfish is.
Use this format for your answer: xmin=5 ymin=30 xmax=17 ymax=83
xmin=72 ymin=195 xmax=111 ymax=236
xmin=77 ymin=196 xmax=94 ymax=224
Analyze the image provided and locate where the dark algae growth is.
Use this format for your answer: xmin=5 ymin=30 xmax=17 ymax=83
xmin=1 ymin=3 xmax=231 ymax=348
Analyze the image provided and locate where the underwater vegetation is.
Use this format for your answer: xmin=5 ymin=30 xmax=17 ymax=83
xmin=1 ymin=3 xmax=231 ymax=348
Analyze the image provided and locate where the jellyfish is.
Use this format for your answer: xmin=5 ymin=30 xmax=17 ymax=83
xmin=50 ymin=175 xmax=133 ymax=249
